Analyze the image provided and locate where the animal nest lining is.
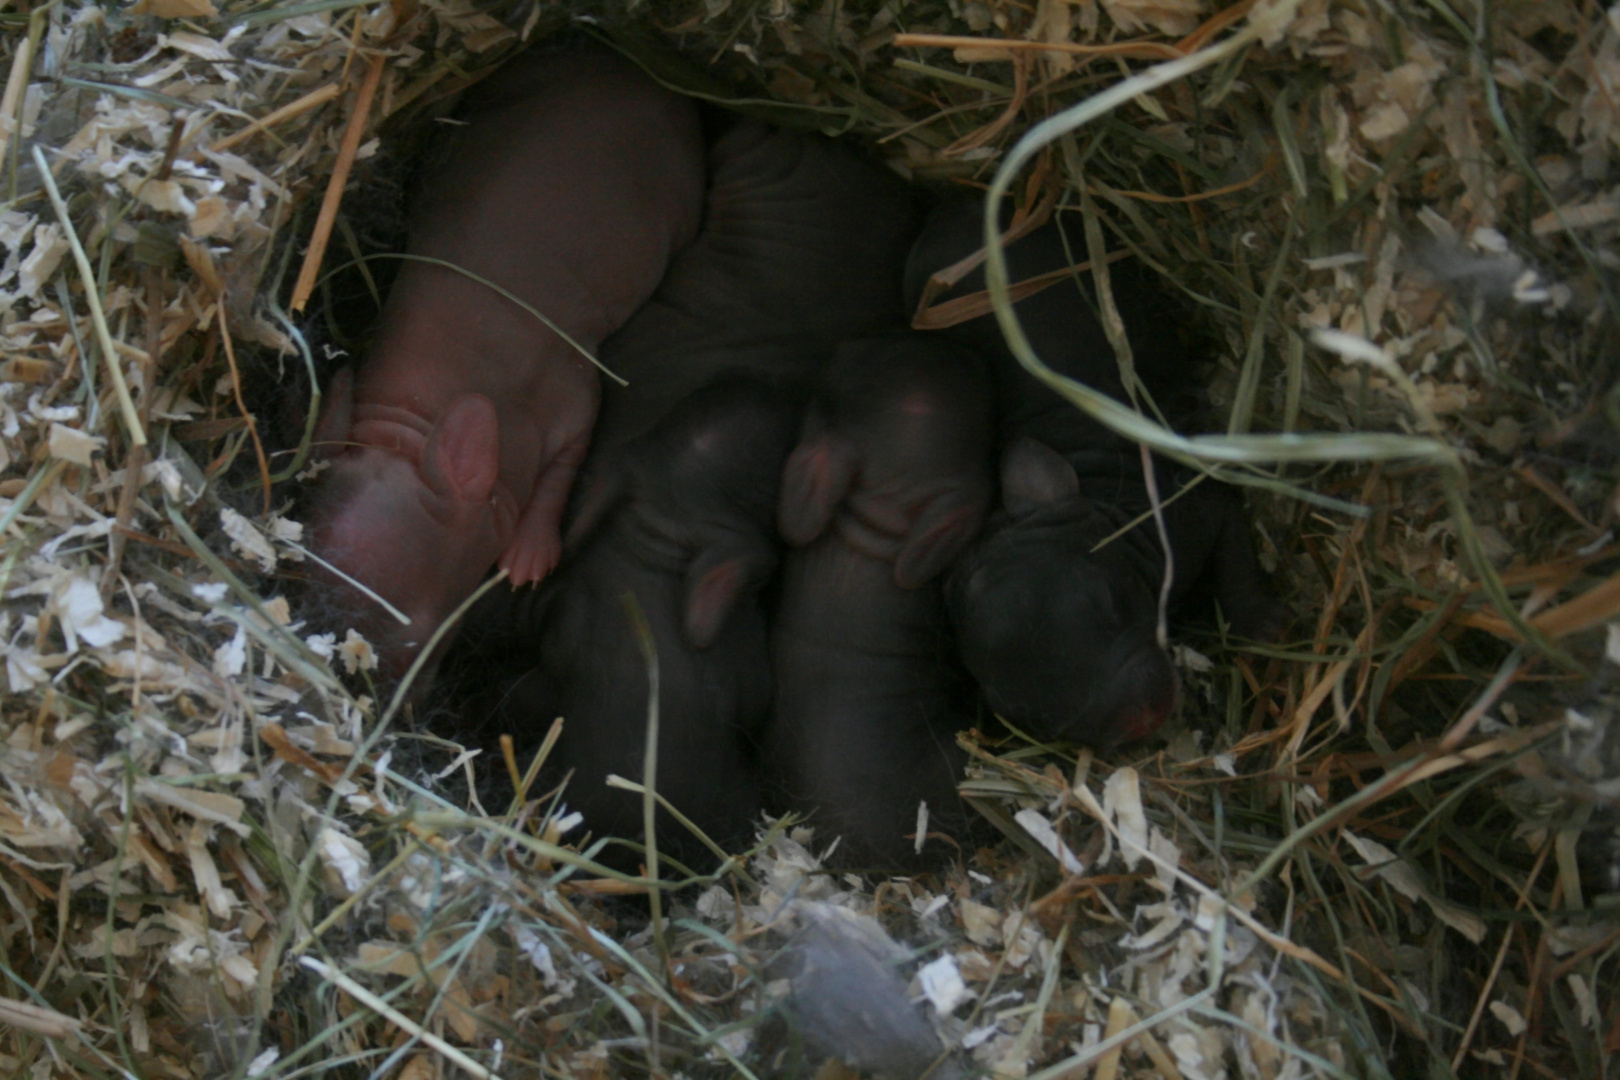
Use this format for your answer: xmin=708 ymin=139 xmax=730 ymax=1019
xmin=0 ymin=1 xmax=1616 ymax=1078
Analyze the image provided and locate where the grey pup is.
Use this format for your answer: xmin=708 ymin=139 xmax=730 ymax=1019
xmin=469 ymin=378 xmax=797 ymax=861
xmin=765 ymin=333 xmax=995 ymax=868
xmin=904 ymin=199 xmax=1284 ymax=749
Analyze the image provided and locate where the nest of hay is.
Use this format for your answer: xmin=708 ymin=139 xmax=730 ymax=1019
xmin=1 ymin=0 xmax=1617 ymax=1077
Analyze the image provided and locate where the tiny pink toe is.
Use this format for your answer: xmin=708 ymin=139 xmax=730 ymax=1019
xmin=501 ymin=539 xmax=559 ymax=587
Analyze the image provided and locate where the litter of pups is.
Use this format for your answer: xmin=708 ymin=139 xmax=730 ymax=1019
xmin=301 ymin=40 xmax=1281 ymax=871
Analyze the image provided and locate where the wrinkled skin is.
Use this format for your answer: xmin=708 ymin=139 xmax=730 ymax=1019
xmin=582 ymin=114 xmax=922 ymax=458
xmin=904 ymin=199 xmax=1283 ymax=748
xmin=765 ymin=334 xmax=994 ymax=869
xmin=467 ymin=380 xmax=797 ymax=862
xmin=303 ymin=45 xmax=705 ymax=677
xmin=454 ymin=115 xmax=923 ymax=856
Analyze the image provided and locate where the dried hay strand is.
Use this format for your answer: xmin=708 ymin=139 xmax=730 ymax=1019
xmin=0 ymin=0 xmax=1616 ymax=1078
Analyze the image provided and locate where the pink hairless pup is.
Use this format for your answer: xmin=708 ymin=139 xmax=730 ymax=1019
xmin=303 ymin=44 xmax=705 ymax=677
